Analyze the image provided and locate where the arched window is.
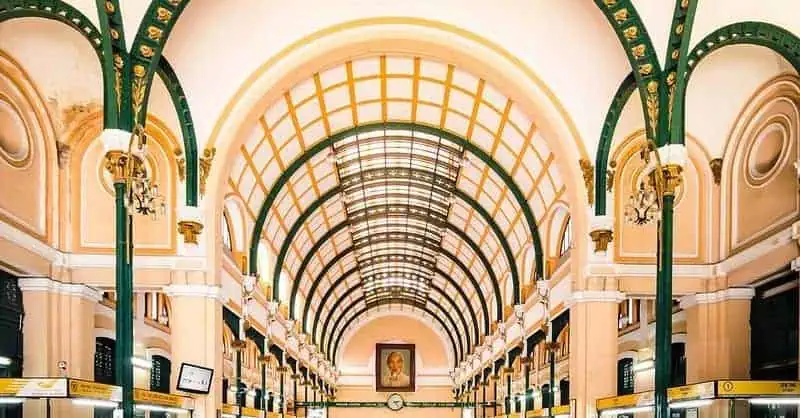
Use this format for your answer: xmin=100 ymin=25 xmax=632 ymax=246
xmin=143 ymin=292 xmax=170 ymax=329
xmin=150 ymin=355 xmax=171 ymax=393
xmin=222 ymin=211 xmax=233 ymax=252
xmin=559 ymin=379 xmax=569 ymax=406
xmin=617 ymin=358 xmax=634 ymax=395
xmin=558 ymin=216 xmax=572 ymax=257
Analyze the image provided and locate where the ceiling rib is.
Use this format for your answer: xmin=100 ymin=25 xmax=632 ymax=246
xmin=331 ymin=127 xmax=464 ymax=308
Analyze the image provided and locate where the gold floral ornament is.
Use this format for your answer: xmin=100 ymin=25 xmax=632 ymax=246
xmin=199 ymin=147 xmax=216 ymax=195
xmin=590 ymin=229 xmax=614 ymax=253
xmin=579 ymin=158 xmax=594 ymax=205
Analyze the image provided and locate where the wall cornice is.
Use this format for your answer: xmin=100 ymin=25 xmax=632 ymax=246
xmin=17 ymin=277 xmax=102 ymax=302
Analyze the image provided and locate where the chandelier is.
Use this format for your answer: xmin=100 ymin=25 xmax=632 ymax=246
xmin=624 ymin=174 xmax=660 ymax=225
xmin=124 ymin=125 xmax=166 ymax=220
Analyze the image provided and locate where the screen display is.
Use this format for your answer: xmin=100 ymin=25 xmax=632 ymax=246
xmin=176 ymin=363 xmax=214 ymax=394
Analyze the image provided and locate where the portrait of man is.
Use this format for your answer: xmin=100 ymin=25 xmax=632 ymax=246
xmin=376 ymin=343 xmax=415 ymax=392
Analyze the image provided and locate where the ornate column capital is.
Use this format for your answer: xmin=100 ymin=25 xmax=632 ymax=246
xmin=177 ymin=206 xmax=204 ymax=245
xmin=589 ymin=215 xmax=614 ymax=254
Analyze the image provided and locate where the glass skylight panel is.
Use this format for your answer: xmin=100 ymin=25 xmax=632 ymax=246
xmin=333 ymin=128 xmax=464 ymax=307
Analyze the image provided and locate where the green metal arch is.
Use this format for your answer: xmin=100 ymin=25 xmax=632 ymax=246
xmin=594 ymin=72 xmax=636 ymax=216
xmin=594 ymin=0 xmax=664 ymax=145
xmin=675 ymin=22 xmax=800 ymax=146
xmin=288 ymin=216 xmax=502 ymax=333
xmin=309 ymin=245 xmax=491 ymax=348
xmin=327 ymin=294 xmax=464 ymax=367
xmin=331 ymin=299 xmax=461 ymax=369
xmin=287 ymin=186 xmax=509 ymax=324
xmin=0 ymin=1 xmax=114 ymax=123
xmin=156 ymin=57 xmax=199 ymax=206
xmin=94 ymin=0 xmax=128 ymax=128
xmin=251 ymin=122 xmax=547 ymax=304
xmin=310 ymin=263 xmax=481 ymax=355
xmin=128 ymin=0 xmax=191 ymax=129
xmin=0 ymin=3 xmax=199 ymax=206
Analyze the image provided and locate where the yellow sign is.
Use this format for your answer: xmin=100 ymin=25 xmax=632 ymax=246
xmin=718 ymin=381 xmax=800 ymax=397
xmin=668 ymin=382 xmax=716 ymax=401
xmin=527 ymin=409 xmax=546 ymax=417
xmin=596 ymin=391 xmax=654 ymax=410
xmin=0 ymin=378 xmax=68 ymax=398
xmin=552 ymin=405 xmax=570 ymax=416
xmin=241 ymin=406 xmax=263 ymax=417
xmin=222 ymin=404 xmax=240 ymax=414
xmin=68 ymin=379 xmax=121 ymax=402
xmin=133 ymin=388 xmax=193 ymax=409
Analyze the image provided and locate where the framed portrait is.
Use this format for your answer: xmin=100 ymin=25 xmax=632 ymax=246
xmin=375 ymin=343 xmax=415 ymax=392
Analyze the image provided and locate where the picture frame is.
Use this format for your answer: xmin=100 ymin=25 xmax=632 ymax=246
xmin=375 ymin=343 xmax=415 ymax=392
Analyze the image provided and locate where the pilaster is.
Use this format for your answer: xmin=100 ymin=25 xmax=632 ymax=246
xmin=165 ymin=283 xmax=223 ymax=417
xmin=18 ymin=277 xmax=100 ymax=418
xmin=680 ymin=288 xmax=755 ymax=383
xmin=568 ymin=290 xmax=625 ymax=418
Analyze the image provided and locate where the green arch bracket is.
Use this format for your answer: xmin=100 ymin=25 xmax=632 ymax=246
xmin=156 ymin=57 xmax=199 ymax=206
xmin=327 ymin=295 xmax=463 ymax=367
xmin=594 ymin=72 xmax=636 ymax=216
xmin=594 ymin=0 xmax=665 ymax=145
xmin=286 ymin=186 xmax=511 ymax=325
xmin=128 ymin=0 xmax=191 ymax=129
xmin=675 ymin=22 xmax=800 ymax=146
xmin=251 ymin=122 xmax=544 ymax=306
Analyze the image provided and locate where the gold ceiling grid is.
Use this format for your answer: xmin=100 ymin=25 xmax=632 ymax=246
xmin=228 ymin=55 xmax=566 ymax=342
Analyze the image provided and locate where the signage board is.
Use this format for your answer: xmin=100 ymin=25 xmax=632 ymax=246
xmin=717 ymin=381 xmax=800 ymax=397
xmin=0 ymin=378 xmax=68 ymax=398
xmin=177 ymin=362 xmax=214 ymax=394
xmin=68 ymin=379 xmax=121 ymax=402
xmin=133 ymin=388 xmax=193 ymax=409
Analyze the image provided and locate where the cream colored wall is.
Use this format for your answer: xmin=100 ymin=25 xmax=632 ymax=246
xmin=339 ymin=315 xmax=449 ymax=370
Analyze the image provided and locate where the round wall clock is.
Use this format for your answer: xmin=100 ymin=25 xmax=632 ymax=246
xmin=387 ymin=393 xmax=405 ymax=411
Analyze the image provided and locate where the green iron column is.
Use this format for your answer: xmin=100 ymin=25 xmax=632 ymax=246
xmin=655 ymin=165 xmax=680 ymax=418
xmin=109 ymin=155 xmax=134 ymax=418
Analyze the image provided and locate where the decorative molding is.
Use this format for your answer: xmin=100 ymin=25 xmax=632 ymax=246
xmin=164 ymin=284 xmax=221 ymax=299
xmin=709 ymin=158 xmax=722 ymax=185
xmin=569 ymin=290 xmax=626 ymax=305
xmin=17 ymin=277 xmax=102 ymax=302
xmin=679 ymin=288 xmax=755 ymax=309
xmin=579 ymin=158 xmax=595 ymax=205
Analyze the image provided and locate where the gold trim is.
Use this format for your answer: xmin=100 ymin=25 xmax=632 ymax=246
xmin=579 ymin=158 xmax=594 ymax=205
xmin=199 ymin=147 xmax=216 ymax=195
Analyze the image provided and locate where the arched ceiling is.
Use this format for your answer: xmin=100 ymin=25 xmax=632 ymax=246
xmin=226 ymin=55 xmax=568 ymax=362
xmin=4 ymin=0 xmax=800 ymax=373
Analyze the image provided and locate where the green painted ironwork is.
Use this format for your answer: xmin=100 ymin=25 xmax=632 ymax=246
xmin=128 ymin=0 xmax=191 ymax=128
xmin=594 ymin=0 xmax=664 ymax=145
xmin=156 ymin=57 xmax=199 ymax=206
xmin=318 ymin=282 xmax=470 ymax=363
xmin=303 ymin=256 xmax=485 ymax=348
xmin=327 ymin=296 xmax=462 ymax=367
xmin=313 ymin=245 xmax=492 ymax=354
xmin=251 ymin=122 xmax=546 ymax=304
xmin=674 ymin=21 xmax=800 ymax=145
xmin=94 ymin=0 xmax=129 ymax=128
xmin=114 ymin=182 xmax=134 ymax=418
xmin=284 ymin=186 xmax=504 ymax=324
xmin=594 ymin=72 xmax=636 ymax=215
xmin=288 ymin=189 xmax=501 ymax=331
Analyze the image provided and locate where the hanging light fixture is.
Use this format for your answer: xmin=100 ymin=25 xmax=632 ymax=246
xmin=122 ymin=125 xmax=166 ymax=220
xmin=624 ymin=175 xmax=660 ymax=226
